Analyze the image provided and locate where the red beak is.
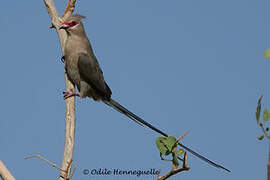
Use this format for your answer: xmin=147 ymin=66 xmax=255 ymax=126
xmin=59 ymin=22 xmax=69 ymax=30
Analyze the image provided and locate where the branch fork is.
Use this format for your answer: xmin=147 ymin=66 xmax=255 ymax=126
xmin=158 ymin=152 xmax=190 ymax=180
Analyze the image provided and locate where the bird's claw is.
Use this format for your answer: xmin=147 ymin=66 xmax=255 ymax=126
xmin=63 ymin=91 xmax=80 ymax=99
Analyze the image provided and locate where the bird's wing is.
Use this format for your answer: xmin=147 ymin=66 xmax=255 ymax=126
xmin=78 ymin=52 xmax=112 ymax=99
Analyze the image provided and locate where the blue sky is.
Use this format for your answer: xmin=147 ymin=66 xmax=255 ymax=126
xmin=1 ymin=0 xmax=270 ymax=179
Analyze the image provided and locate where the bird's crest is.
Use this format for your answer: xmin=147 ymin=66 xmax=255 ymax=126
xmin=66 ymin=14 xmax=86 ymax=22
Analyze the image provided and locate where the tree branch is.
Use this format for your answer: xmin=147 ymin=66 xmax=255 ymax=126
xmin=24 ymin=155 xmax=66 ymax=172
xmin=157 ymin=152 xmax=190 ymax=180
xmin=259 ymin=122 xmax=270 ymax=139
xmin=63 ymin=0 xmax=77 ymax=20
xmin=43 ymin=0 xmax=77 ymax=179
xmin=176 ymin=131 xmax=189 ymax=142
xmin=0 ymin=160 xmax=16 ymax=180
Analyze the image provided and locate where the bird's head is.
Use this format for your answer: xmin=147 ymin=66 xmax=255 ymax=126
xmin=59 ymin=14 xmax=86 ymax=34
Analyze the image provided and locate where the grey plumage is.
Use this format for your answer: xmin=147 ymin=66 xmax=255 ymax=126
xmin=60 ymin=14 xmax=229 ymax=172
xmin=62 ymin=14 xmax=111 ymax=101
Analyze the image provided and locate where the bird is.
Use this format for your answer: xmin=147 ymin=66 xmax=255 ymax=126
xmin=59 ymin=14 xmax=229 ymax=172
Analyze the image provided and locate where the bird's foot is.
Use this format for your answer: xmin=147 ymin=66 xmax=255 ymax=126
xmin=63 ymin=90 xmax=80 ymax=99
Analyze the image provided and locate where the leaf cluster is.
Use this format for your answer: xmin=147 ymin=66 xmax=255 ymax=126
xmin=255 ymin=95 xmax=270 ymax=140
xmin=156 ymin=136 xmax=185 ymax=166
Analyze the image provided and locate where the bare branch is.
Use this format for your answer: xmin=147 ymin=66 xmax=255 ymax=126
xmin=69 ymin=162 xmax=78 ymax=179
xmin=60 ymin=74 xmax=76 ymax=180
xmin=63 ymin=159 xmax=73 ymax=180
xmin=157 ymin=152 xmax=190 ymax=180
xmin=62 ymin=0 xmax=77 ymax=19
xmin=0 ymin=160 xmax=16 ymax=180
xmin=176 ymin=131 xmax=189 ymax=142
xmin=259 ymin=123 xmax=270 ymax=139
xmin=43 ymin=0 xmax=77 ymax=179
xmin=24 ymin=155 xmax=66 ymax=172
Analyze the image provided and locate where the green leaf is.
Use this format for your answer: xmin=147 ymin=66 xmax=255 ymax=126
xmin=258 ymin=135 xmax=264 ymax=140
xmin=156 ymin=136 xmax=178 ymax=156
xmin=156 ymin=137 xmax=171 ymax=155
xmin=164 ymin=136 xmax=177 ymax=152
xmin=264 ymin=48 xmax=270 ymax=58
xmin=172 ymin=153 xmax=179 ymax=167
xmin=256 ymin=96 xmax=263 ymax=124
xmin=263 ymin=109 xmax=270 ymax=124
xmin=176 ymin=148 xmax=185 ymax=157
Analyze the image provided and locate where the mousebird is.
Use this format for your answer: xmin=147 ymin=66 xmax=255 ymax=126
xmin=59 ymin=14 xmax=229 ymax=172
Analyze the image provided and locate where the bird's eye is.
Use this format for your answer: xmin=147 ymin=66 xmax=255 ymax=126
xmin=68 ymin=21 xmax=78 ymax=27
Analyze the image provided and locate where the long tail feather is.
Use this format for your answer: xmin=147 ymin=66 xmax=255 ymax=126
xmin=104 ymin=98 xmax=230 ymax=172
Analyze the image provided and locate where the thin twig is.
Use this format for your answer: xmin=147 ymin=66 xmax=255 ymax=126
xmin=69 ymin=162 xmax=78 ymax=179
xmin=24 ymin=155 xmax=66 ymax=172
xmin=157 ymin=152 xmax=190 ymax=180
xmin=260 ymin=123 xmax=270 ymax=139
xmin=176 ymin=131 xmax=189 ymax=142
xmin=62 ymin=0 xmax=77 ymax=19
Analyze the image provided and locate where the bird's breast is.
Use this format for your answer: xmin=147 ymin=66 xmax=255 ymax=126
xmin=64 ymin=35 xmax=92 ymax=93
xmin=65 ymin=55 xmax=81 ymax=88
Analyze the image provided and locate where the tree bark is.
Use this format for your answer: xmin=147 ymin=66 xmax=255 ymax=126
xmin=0 ymin=160 xmax=16 ymax=180
xmin=43 ymin=0 xmax=77 ymax=179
